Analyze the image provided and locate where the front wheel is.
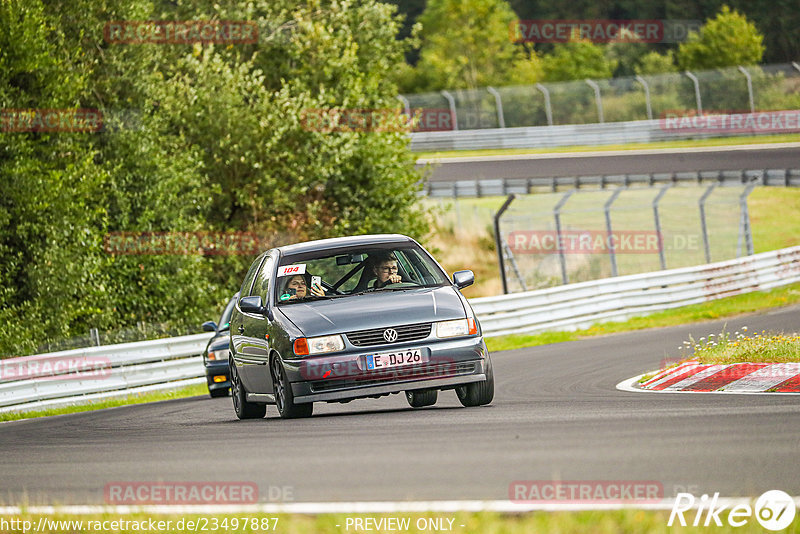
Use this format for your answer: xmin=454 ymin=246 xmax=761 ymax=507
xmin=271 ymin=356 xmax=313 ymax=419
xmin=456 ymin=354 xmax=494 ymax=407
xmin=406 ymin=389 xmax=438 ymax=408
xmin=230 ymin=360 xmax=266 ymax=419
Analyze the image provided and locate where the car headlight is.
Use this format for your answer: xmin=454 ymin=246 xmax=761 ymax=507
xmin=294 ymin=335 xmax=345 ymax=356
xmin=207 ymin=348 xmax=230 ymax=362
xmin=436 ymin=318 xmax=478 ymax=338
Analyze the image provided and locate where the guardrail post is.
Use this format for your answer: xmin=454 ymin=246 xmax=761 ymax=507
xmin=554 ymin=190 xmax=575 ymax=285
xmin=699 ymin=184 xmax=716 ymax=263
xmin=585 ymin=79 xmax=604 ymax=123
xmin=535 ymin=83 xmax=553 ymax=126
xmin=604 ymin=189 xmax=623 ymax=277
xmin=652 ymin=185 xmax=671 ymax=270
xmin=792 ymin=62 xmax=800 ymax=74
xmin=737 ymin=66 xmax=755 ymax=113
xmin=440 ymin=90 xmax=458 ymax=131
xmin=487 ymin=87 xmax=505 ymax=128
xmin=684 ymin=71 xmax=703 ymax=114
xmin=737 ymin=183 xmax=757 ymax=257
xmin=494 ymin=194 xmax=516 ymax=294
xmin=90 ymin=328 xmax=101 ymax=346
xmin=634 ymin=75 xmax=653 ymax=120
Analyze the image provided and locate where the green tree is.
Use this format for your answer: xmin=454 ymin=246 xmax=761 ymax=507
xmin=412 ymin=0 xmax=530 ymax=91
xmin=634 ymin=50 xmax=678 ymax=75
xmin=677 ymin=5 xmax=765 ymax=70
xmin=541 ymin=39 xmax=618 ymax=82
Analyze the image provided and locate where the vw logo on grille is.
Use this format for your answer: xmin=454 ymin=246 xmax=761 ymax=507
xmin=383 ymin=328 xmax=399 ymax=343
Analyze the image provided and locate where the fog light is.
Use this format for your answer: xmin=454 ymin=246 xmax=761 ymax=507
xmin=213 ymin=375 xmax=227 ymax=383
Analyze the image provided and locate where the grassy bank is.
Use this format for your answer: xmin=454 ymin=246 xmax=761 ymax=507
xmin=3 ymin=510 xmax=795 ymax=534
xmin=484 ymin=282 xmax=800 ymax=353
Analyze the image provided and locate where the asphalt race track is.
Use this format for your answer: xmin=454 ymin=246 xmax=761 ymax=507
xmin=1 ymin=305 xmax=798 ymax=505
xmin=418 ymin=144 xmax=800 ymax=182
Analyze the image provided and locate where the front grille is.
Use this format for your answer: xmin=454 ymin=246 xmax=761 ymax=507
xmin=310 ymin=361 xmax=477 ymax=392
xmin=346 ymin=322 xmax=431 ymax=347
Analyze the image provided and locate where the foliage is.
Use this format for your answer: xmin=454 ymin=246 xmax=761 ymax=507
xmin=677 ymin=5 xmax=765 ymax=70
xmin=541 ymin=38 xmax=617 ymax=82
xmin=634 ymin=51 xmax=678 ymax=75
xmin=0 ymin=0 xmax=428 ymax=355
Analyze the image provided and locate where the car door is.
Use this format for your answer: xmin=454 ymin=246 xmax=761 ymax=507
xmin=238 ymin=253 xmax=275 ymax=393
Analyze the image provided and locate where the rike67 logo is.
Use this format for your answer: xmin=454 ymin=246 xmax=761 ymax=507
xmin=669 ymin=490 xmax=796 ymax=530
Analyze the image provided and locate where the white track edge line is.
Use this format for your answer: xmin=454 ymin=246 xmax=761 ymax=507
xmin=3 ymin=498 xmax=800 ymax=515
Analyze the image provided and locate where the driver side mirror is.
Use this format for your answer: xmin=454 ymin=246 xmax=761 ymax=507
xmin=452 ymin=270 xmax=474 ymax=289
xmin=239 ymin=295 xmax=265 ymax=315
xmin=201 ymin=321 xmax=217 ymax=332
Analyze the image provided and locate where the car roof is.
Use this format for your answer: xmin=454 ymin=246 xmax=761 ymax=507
xmin=276 ymin=234 xmax=415 ymax=256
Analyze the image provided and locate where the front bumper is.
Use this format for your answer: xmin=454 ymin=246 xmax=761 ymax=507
xmin=205 ymin=361 xmax=230 ymax=390
xmin=284 ymin=336 xmax=488 ymax=403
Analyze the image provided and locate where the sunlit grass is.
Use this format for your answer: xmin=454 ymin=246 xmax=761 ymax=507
xmin=685 ymin=326 xmax=800 ymax=365
xmin=4 ymin=510 xmax=797 ymax=534
xmin=485 ymin=282 xmax=800 ymax=354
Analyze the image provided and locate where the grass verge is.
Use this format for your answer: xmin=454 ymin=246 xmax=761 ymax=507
xmin=484 ymin=282 xmax=800 ymax=354
xmin=4 ymin=511 xmax=796 ymax=534
xmin=686 ymin=327 xmax=800 ymax=365
xmin=0 ymin=382 xmax=208 ymax=423
xmin=415 ymin=133 xmax=800 ymax=160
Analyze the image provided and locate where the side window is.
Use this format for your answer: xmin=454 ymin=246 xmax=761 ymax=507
xmin=239 ymin=254 xmax=266 ymax=297
xmin=253 ymin=256 xmax=275 ymax=301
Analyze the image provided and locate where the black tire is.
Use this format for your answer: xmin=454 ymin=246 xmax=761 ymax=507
xmin=271 ymin=356 xmax=313 ymax=419
xmin=456 ymin=353 xmax=494 ymax=407
xmin=230 ymin=360 xmax=266 ymax=419
xmin=209 ymin=387 xmax=229 ymax=398
xmin=406 ymin=389 xmax=438 ymax=408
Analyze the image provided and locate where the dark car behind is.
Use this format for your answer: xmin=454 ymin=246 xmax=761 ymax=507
xmin=201 ymin=292 xmax=239 ymax=397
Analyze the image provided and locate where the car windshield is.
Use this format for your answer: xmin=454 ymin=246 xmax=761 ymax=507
xmin=275 ymin=243 xmax=450 ymax=305
xmin=217 ymin=294 xmax=237 ymax=330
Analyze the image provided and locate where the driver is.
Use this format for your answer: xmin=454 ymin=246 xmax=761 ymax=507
xmin=369 ymin=253 xmax=402 ymax=289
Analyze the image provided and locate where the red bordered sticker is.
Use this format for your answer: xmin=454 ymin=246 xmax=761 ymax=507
xmin=278 ymin=264 xmax=306 ymax=277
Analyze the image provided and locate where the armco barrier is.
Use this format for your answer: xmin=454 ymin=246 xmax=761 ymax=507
xmin=471 ymin=246 xmax=800 ymax=337
xmin=408 ymin=113 xmax=800 ymax=152
xmin=1 ymin=246 xmax=798 ymax=412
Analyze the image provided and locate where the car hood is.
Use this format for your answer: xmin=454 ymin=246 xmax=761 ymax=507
xmin=277 ymin=286 xmax=467 ymax=336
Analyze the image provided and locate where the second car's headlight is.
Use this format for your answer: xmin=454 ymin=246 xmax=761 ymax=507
xmin=207 ymin=348 xmax=230 ymax=361
xmin=307 ymin=335 xmax=345 ymax=355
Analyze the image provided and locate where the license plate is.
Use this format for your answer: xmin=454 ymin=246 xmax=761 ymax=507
xmin=366 ymin=349 xmax=426 ymax=370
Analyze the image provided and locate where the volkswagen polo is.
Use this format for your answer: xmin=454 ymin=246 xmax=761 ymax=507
xmin=229 ymin=234 xmax=493 ymax=419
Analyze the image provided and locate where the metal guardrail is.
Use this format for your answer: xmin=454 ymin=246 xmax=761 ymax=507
xmin=409 ymin=113 xmax=800 ymax=152
xmin=422 ymin=169 xmax=800 ymax=198
xmin=2 ymin=246 xmax=799 ymax=412
xmin=0 ymin=333 xmax=212 ymax=413
xmin=471 ymin=246 xmax=800 ymax=337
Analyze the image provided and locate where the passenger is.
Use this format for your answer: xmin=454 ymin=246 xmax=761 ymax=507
xmin=369 ymin=253 xmax=402 ymax=289
xmin=281 ymin=273 xmax=325 ymax=300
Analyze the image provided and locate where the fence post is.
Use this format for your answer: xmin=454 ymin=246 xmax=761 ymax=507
xmin=440 ymin=90 xmax=458 ymax=131
xmin=737 ymin=183 xmax=757 ymax=257
xmin=554 ymin=190 xmax=575 ymax=285
xmin=494 ymin=194 xmax=516 ymax=294
xmin=634 ymin=75 xmax=653 ymax=120
xmin=652 ymin=185 xmax=671 ymax=271
xmin=604 ymin=188 xmax=623 ymax=277
xmin=684 ymin=71 xmax=703 ymax=114
xmin=699 ymin=184 xmax=716 ymax=263
xmin=487 ymin=86 xmax=505 ymax=128
xmin=792 ymin=62 xmax=800 ymax=74
xmin=397 ymin=95 xmax=411 ymax=120
xmin=90 ymin=328 xmax=101 ymax=347
xmin=535 ymin=83 xmax=554 ymax=126
xmin=737 ymin=66 xmax=755 ymax=113
xmin=585 ymin=79 xmax=604 ymax=123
